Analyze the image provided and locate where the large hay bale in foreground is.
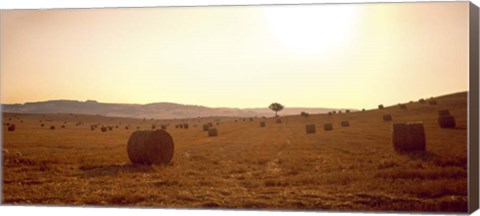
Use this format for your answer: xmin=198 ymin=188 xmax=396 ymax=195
xmin=305 ymin=124 xmax=316 ymax=134
xmin=127 ymin=130 xmax=174 ymax=165
xmin=341 ymin=121 xmax=350 ymax=127
xmin=324 ymin=123 xmax=333 ymax=131
xmin=438 ymin=115 xmax=456 ymax=128
xmin=392 ymin=122 xmax=426 ymax=152
xmin=260 ymin=121 xmax=266 ymax=127
xmin=7 ymin=124 xmax=15 ymax=132
xmin=208 ymin=128 xmax=218 ymax=137
xmin=383 ymin=114 xmax=392 ymax=122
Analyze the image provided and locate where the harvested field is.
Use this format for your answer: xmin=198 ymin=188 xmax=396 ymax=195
xmin=1 ymin=92 xmax=468 ymax=212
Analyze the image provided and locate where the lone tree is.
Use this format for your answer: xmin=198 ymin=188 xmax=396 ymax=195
xmin=269 ymin=102 xmax=284 ymax=117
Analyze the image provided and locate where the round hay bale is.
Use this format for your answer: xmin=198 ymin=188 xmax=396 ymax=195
xmin=7 ymin=124 xmax=16 ymax=132
xmin=276 ymin=118 xmax=282 ymax=124
xmin=378 ymin=105 xmax=384 ymax=109
xmin=125 ymin=126 xmax=129 ymax=130
xmin=392 ymin=122 xmax=426 ymax=152
xmin=438 ymin=110 xmax=450 ymax=117
xmin=127 ymin=130 xmax=174 ymax=165
xmin=175 ymin=125 xmax=179 ymax=129
xmin=339 ymin=111 xmax=342 ymax=114
xmin=50 ymin=126 xmax=55 ymax=130
xmin=216 ymin=122 xmax=220 ymax=126
xmin=346 ymin=110 xmax=350 ymax=113
xmin=305 ymin=124 xmax=316 ymax=134
xmin=383 ymin=114 xmax=392 ymax=122
xmin=151 ymin=125 xmax=156 ymax=130
xmin=260 ymin=121 xmax=266 ymax=127
xmin=332 ymin=111 xmax=337 ymax=114
xmin=202 ymin=124 xmax=210 ymax=131
xmin=328 ymin=112 xmax=332 ymax=116
xmin=61 ymin=125 xmax=66 ymax=128
xmin=179 ymin=124 xmax=184 ymax=129
xmin=324 ymin=123 xmax=333 ymax=131
xmin=101 ymin=126 xmax=107 ymax=132
xmin=208 ymin=128 xmax=218 ymax=137
xmin=438 ymin=115 xmax=456 ymax=128
xmin=429 ymin=100 xmax=437 ymax=105
xmin=341 ymin=121 xmax=350 ymax=127
xmin=183 ymin=124 xmax=189 ymax=129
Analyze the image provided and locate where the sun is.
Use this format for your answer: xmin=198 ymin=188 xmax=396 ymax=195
xmin=264 ymin=4 xmax=357 ymax=54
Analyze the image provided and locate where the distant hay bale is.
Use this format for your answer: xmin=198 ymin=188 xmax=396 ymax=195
xmin=429 ymin=100 xmax=437 ymax=105
xmin=438 ymin=110 xmax=450 ymax=117
xmin=127 ymin=129 xmax=174 ymax=165
xmin=346 ymin=110 xmax=350 ymax=113
xmin=276 ymin=118 xmax=282 ymax=124
xmin=216 ymin=122 xmax=220 ymax=126
xmin=438 ymin=115 xmax=456 ymax=128
xmin=305 ymin=124 xmax=316 ymax=134
xmin=61 ymin=125 xmax=66 ymax=128
xmin=392 ymin=122 xmax=426 ymax=152
xmin=115 ymin=125 xmax=119 ymax=128
xmin=362 ymin=109 xmax=366 ymax=112
xmin=203 ymin=124 xmax=210 ymax=131
xmin=125 ymin=126 xmax=129 ymax=130
xmin=101 ymin=126 xmax=107 ymax=132
xmin=108 ymin=126 xmax=113 ymax=131
xmin=301 ymin=112 xmax=309 ymax=117
xmin=7 ymin=124 xmax=16 ymax=132
xmin=40 ymin=124 xmax=45 ymax=127
xmin=338 ymin=111 xmax=342 ymax=114
xmin=175 ymin=125 xmax=179 ymax=129
xmin=341 ymin=121 xmax=350 ymax=127
xmin=151 ymin=125 xmax=156 ymax=129
xmin=332 ymin=111 xmax=337 ymax=114
xmin=378 ymin=105 xmax=384 ymax=109
xmin=328 ymin=112 xmax=332 ymax=116
xmin=183 ymin=124 xmax=189 ymax=129
xmin=260 ymin=121 xmax=266 ymax=127
xmin=399 ymin=104 xmax=407 ymax=109
xmin=383 ymin=114 xmax=393 ymax=122
xmin=324 ymin=123 xmax=333 ymax=131
xmin=208 ymin=128 xmax=218 ymax=137
xmin=179 ymin=124 xmax=184 ymax=129
xmin=50 ymin=126 xmax=56 ymax=130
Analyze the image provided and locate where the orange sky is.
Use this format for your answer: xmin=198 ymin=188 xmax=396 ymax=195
xmin=0 ymin=2 xmax=470 ymax=109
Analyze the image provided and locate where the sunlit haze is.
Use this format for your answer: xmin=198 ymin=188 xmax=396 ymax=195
xmin=0 ymin=2 xmax=469 ymax=109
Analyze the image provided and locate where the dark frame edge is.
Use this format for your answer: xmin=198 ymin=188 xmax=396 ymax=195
xmin=469 ymin=1 xmax=480 ymax=214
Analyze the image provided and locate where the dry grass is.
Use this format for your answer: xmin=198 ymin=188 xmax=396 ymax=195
xmin=1 ymin=92 xmax=469 ymax=212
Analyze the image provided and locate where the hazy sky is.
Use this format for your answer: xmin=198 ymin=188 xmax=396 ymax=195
xmin=0 ymin=2 xmax=469 ymax=109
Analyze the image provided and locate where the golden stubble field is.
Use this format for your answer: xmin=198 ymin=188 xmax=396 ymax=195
xmin=1 ymin=92 xmax=468 ymax=212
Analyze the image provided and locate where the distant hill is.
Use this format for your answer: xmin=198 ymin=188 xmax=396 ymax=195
xmin=2 ymin=100 xmax=346 ymax=119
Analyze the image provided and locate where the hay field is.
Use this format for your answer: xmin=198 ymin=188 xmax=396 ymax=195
xmin=2 ymin=92 xmax=468 ymax=212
